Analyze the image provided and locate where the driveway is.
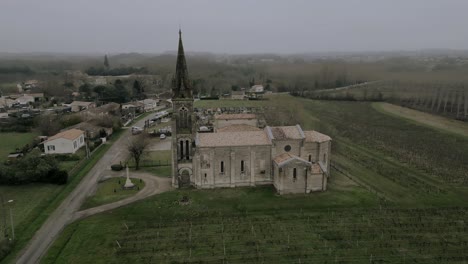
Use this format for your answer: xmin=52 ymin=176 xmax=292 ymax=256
xmin=15 ymin=117 xmax=167 ymax=264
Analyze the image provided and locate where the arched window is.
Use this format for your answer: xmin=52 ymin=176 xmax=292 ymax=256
xmin=293 ymin=168 xmax=297 ymax=182
xmin=179 ymin=107 xmax=188 ymax=128
xmin=220 ymin=161 xmax=224 ymax=174
xmin=241 ymin=160 xmax=245 ymax=172
xmin=308 ymin=155 xmax=312 ymax=162
xmin=180 ymin=140 xmax=184 ymax=160
xmin=185 ymin=140 xmax=190 ymax=160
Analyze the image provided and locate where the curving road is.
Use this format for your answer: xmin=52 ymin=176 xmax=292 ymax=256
xmin=15 ymin=116 xmax=168 ymax=264
xmin=72 ymin=173 xmax=171 ymax=222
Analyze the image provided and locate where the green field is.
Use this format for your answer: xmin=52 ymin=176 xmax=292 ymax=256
xmin=0 ymin=132 xmax=38 ymax=161
xmin=42 ymin=95 xmax=468 ymax=263
xmin=0 ymin=129 xmax=126 ymax=263
xmin=81 ymin=177 xmax=145 ymax=210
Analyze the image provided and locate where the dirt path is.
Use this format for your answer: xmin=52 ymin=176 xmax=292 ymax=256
xmin=373 ymin=102 xmax=468 ymax=138
xmin=72 ymin=173 xmax=172 ymax=222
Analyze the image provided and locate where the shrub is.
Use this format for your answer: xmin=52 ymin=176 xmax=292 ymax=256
xmin=53 ymin=154 xmax=80 ymax=162
xmin=111 ymin=164 xmax=123 ymax=171
xmin=93 ymin=139 xmax=103 ymax=149
xmin=47 ymin=168 xmax=68 ymax=185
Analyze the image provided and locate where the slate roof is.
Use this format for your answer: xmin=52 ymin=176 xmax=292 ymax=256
xmin=46 ymin=129 xmax=84 ymax=142
xmin=268 ymin=125 xmax=304 ymax=140
xmin=217 ymin=124 xmax=260 ymax=132
xmin=215 ymin=113 xmax=256 ymax=120
xmin=273 ymin=153 xmax=311 ymax=167
xmin=303 ymin=130 xmax=332 ymax=143
xmin=197 ymin=131 xmax=271 ymax=147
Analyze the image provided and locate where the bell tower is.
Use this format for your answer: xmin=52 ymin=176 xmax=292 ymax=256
xmin=171 ymin=29 xmax=195 ymax=188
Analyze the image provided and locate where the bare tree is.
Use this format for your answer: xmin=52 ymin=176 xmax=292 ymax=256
xmin=127 ymin=133 xmax=148 ymax=170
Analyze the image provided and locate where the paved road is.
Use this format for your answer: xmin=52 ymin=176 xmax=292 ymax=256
xmin=72 ymin=172 xmax=171 ymax=222
xmin=15 ymin=117 xmax=153 ymax=264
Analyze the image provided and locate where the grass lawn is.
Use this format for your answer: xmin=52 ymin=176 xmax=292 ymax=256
xmin=0 ymin=184 xmax=64 ymax=239
xmin=80 ymin=177 xmax=145 ymax=210
xmin=128 ymin=150 xmax=172 ymax=168
xmin=141 ymin=166 xmax=172 ymax=177
xmin=0 ymin=132 xmax=38 ymax=161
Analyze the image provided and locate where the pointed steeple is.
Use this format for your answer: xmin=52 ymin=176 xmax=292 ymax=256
xmin=172 ymin=29 xmax=192 ymax=99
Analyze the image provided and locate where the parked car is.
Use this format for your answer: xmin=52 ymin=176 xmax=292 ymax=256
xmin=132 ymin=126 xmax=143 ymax=135
xmin=160 ymin=134 xmax=166 ymax=139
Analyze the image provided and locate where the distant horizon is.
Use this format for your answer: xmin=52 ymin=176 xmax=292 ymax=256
xmin=2 ymin=48 xmax=468 ymax=57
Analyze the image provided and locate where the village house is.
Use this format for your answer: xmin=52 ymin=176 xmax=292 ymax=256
xmin=70 ymin=101 xmax=96 ymax=112
xmin=43 ymin=129 xmax=85 ymax=154
xmin=79 ymin=102 xmax=120 ymax=120
xmin=247 ymin=85 xmax=265 ymax=99
xmin=138 ymin=98 xmax=159 ymax=112
xmin=68 ymin=122 xmax=113 ymax=139
xmin=15 ymin=94 xmax=35 ymax=105
xmin=0 ymin=96 xmax=15 ymax=109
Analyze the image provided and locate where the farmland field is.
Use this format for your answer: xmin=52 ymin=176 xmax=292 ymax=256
xmin=373 ymin=102 xmax=468 ymax=138
xmin=42 ymin=95 xmax=468 ymax=263
xmin=0 ymin=132 xmax=38 ymax=161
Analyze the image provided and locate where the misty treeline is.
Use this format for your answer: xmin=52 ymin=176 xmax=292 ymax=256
xmin=306 ymin=80 xmax=468 ymax=121
xmin=2 ymin=53 xmax=468 ymax=107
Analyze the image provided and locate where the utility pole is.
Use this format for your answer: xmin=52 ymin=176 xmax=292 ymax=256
xmin=1 ymin=195 xmax=7 ymax=238
xmin=7 ymin=200 xmax=14 ymax=240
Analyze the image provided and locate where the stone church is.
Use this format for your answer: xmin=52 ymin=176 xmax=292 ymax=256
xmin=171 ymin=31 xmax=331 ymax=194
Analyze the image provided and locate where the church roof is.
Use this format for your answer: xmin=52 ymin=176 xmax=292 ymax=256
xmin=273 ymin=153 xmax=311 ymax=168
xmin=217 ymin=124 xmax=260 ymax=132
xmin=303 ymin=130 xmax=332 ymax=143
xmin=196 ymin=131 xmax=271 ymax=147
xmin=267 ymin=125 xmax=304 ymax=140
xmin=215 ymin=113 xmax=257 ymax=120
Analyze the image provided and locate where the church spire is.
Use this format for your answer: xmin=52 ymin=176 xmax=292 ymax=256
xmin=172 ymin=29 xmax=192 ymax=99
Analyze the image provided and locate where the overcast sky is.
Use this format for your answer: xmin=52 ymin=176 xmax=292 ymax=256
xmin=1 ymin=0 xmax=468 ymax=54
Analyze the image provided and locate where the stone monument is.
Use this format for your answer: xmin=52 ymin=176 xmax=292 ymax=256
xmin=123 ymin=165 xmax=135 ymax=189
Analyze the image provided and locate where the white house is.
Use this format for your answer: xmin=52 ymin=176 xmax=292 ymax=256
xmin=138 ymin=99 xmax=158 ymax=112
xmin=44 ymin=129 xmax=85 ymax=154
